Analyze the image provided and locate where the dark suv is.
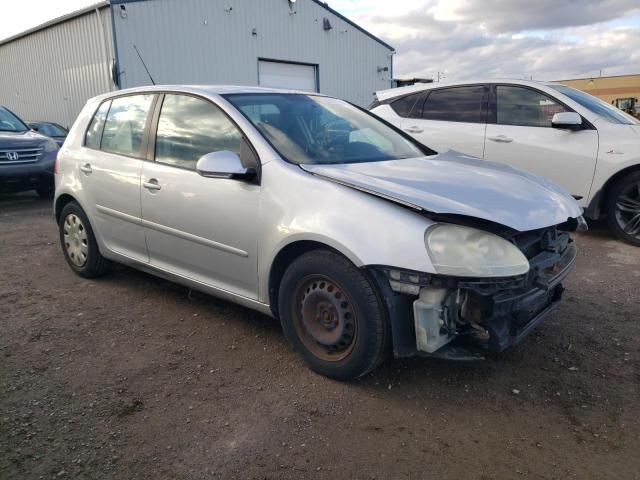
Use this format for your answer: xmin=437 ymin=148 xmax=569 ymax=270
xmin=0 ymin=106 xmax=59 ymax=197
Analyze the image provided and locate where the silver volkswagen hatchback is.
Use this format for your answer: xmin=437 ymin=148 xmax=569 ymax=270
xmin=55 ymin=86 xmax=583 ymax=380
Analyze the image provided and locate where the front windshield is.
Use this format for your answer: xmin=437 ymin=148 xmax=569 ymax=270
xmin=35 ymin=123 xmax=68 ymax=137
xmin=0 ymin=107 xmax=29 ymax=132
xmin=550 ymin=85 xmax=639 ymax=125
xmin=224 ymin=93 xmax=430 ymax=165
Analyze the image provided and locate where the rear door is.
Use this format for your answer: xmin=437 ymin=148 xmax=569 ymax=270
xmin=79 ymin=94 xmax=155 ymax=262
xmin=400 ymin=85 xmax=488 ymax=158
xmin=140 ymin=93 xmax=260 ymax=299
xmin=484 ymin=85 xmax=598 ymax=203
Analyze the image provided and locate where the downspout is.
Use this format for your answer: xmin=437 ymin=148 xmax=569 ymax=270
xmin=109 ymin=3 xmax=122 ymax=89
xmin=94 ymin=7 xmax=113 ymax=91
xmin=390 ymin=50 xmax=395 ymax=89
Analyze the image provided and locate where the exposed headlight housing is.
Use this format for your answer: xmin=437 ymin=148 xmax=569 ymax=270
xmin=43 ymin=138 xmax=59 ymax=152
xmin=425 ymin=224 xmax=529 ymax=278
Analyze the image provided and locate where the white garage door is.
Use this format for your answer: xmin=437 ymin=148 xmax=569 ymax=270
xmin=258 ymin=60 xmax=318 ymax=92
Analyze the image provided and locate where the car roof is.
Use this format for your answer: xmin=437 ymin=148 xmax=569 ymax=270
xmin=90 ymin=85 xmax=328 ymax=103
xmin=28 ymin=121 xmax=63 ymax=126
xmin=375 ymin=79 xmax=563 ymax=102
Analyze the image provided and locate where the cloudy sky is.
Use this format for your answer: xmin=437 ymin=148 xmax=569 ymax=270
xmin=2 ymin=0 xmax=639 ymax=81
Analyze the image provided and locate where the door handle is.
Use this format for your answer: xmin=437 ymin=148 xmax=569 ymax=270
xmin=404 ymin=126 xmax=424 ymax=134
xmin=487 ymin=135 xmax=513 ymax=143
xmin=79 ymin=163 xmax=92 ymax=174
xmin=143 ymin=179 xmax=161 ymax=191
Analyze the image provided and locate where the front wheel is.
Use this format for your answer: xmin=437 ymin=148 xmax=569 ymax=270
xmin=278 ymin=250 xmax=390 ymax=380
xmin=59 ymin=201 xmax=111 ymax=277
xmin=606 ymin=172 xmax=640 ymax=246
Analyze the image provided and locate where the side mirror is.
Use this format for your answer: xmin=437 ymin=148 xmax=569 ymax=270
xmin=196 ymin=150 xmax=255 ymax=179
xmin=552 ymin=112 xmax=582 ymax=130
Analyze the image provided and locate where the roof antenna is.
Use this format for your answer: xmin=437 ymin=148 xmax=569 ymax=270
xmin=133 ymin=44 xmax=156 ymax=85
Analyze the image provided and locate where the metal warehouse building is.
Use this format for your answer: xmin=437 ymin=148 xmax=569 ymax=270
xmin=0 ymin=0 xmax=394 ymax=128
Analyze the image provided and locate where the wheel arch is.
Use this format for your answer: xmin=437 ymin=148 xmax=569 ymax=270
xmin=54 ymin=193 xmax=79 ymax=224
xmin=267 ymin=239 xmax=364 ymax=317
xmin=587 ymin=163 xmax=640 ymax=219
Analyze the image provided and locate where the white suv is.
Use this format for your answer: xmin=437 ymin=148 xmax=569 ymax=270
xmin=371 ymin=80 xmax=640 ymax=245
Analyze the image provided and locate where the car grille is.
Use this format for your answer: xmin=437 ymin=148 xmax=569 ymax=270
xmin=0 ymin=147 xmax=44 ymax=164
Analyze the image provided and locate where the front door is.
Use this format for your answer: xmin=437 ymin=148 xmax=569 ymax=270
xmin=140 ymin=93 xmax=260 ymax=299
xmin=484 ymin=85 xmax=598 ymax=204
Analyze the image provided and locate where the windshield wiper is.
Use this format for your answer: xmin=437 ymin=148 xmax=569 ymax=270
xmin=0 ymin=128 xmax=24 ymax=132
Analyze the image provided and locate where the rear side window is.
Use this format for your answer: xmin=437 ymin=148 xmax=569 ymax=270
xmin=420 ymin=86 xmax=487 ymax=123
xmin=390 ymin=92 xmax=423 ymax=118
xmin=496 ymin=86 xmax=567 ymax=127
xmin=154 ymin=94 xmax=243 ymax=170
xmin=84 ymin=101 xmax=111 ymax=149
xmin=100 ymin=94 xmax=154 ymax=157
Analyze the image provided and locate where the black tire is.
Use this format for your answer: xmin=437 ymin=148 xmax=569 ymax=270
xmin=36 ymin=184 xmax=54 ymax=199
xmin=278 ymin=249 xmax=390 ymax=380
xmin=59 ymin=201 xmax=111 ymax=277
xmin=606 ymin=171 xmax=640 ymax=247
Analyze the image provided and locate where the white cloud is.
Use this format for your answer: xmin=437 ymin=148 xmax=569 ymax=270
xmin=329 ymin=0 xmax=640 ymax=80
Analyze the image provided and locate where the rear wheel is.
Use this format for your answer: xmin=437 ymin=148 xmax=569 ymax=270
xmin=606 ymin=172 xmax=640 ymax=246
xmin=278 ymin=249 xmax=390 ymax=380
xmin=59 ymin=202 xmax=110 ymax=277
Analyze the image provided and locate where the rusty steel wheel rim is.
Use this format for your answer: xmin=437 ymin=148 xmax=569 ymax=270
xmin=291 ymin=275 xmax=358 ymax=362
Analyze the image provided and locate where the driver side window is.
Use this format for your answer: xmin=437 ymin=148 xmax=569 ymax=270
xmin=155 ymin=94 xmax=242 ymax=170
xmin=496 ymin=86 xmax=568 ymax=128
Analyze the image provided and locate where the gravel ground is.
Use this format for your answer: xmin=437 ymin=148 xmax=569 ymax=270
xmin=1 ymin=192 xmax=639 ymax=480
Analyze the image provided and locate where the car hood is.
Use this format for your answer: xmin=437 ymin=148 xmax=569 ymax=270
xmin=0 ymin=130 xmax=50 ymax=149
xmin=301 ymin=150 xmax=583 ymax=232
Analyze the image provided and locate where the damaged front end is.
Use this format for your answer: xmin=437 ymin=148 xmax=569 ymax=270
xmin=372 ymin=225 xmax=578 ymax=360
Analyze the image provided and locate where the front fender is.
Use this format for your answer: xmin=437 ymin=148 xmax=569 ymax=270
xmin=257 ymin=161 xmax=437 ymax=303
xmin=587 ymin=155 xmax=640 ymax=218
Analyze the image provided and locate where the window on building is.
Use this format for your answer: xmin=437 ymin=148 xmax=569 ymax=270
xmin=155 ymin=94 xmax=243 ymax=170
xmin=497 ymin=86 xmax=568 ymax=127
xmin=420 ymin=86 xmax=487 ymax=123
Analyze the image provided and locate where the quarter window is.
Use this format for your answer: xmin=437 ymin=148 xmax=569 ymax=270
xmin=84 ymin=101 xmax=111 ymax=149
xmin=420 ymin=86 xmax=487 ymax=123
xmin=100 ymin=95 xmax=154 ymax=157
xmin=496 ymin=86 xmax=567 ymax=127
xmin=390 ymin=92 xmax=423 ymax=118
xmin=155 ymin=94 xmax=242 ymax=170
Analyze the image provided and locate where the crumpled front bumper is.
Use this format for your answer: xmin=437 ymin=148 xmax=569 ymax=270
xmin=372 ymin=228 xmax=578 ymax=359
xmin=465 ymin=242 xmax=577 ymax=353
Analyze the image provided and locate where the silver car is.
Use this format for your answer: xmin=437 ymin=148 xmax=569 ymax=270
xmin=55 ymin=86 xmax=583 ymax=380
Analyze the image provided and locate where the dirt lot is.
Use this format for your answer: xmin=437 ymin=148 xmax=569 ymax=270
xmin=1 ymin=192 xmax=638 ymax=480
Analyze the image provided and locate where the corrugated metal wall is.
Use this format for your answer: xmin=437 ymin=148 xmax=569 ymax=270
xmin=113 ymin=0 xmax=392 ymax=106
xmin=0 ymin=7 xmax=114 ymax=128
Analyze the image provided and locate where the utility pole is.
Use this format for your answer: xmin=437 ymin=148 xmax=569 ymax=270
xmin=436 ymin=71 xmax=445 ymax=82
